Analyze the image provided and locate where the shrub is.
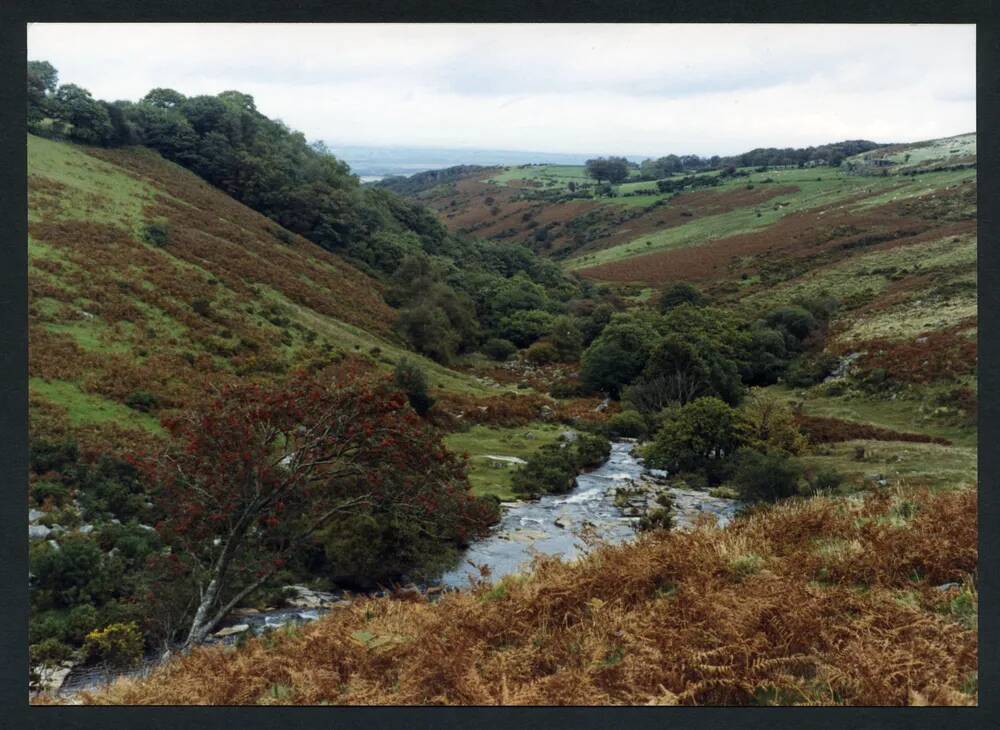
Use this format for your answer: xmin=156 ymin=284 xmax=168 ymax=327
xmin=124 ymin=390 xmax=159 ymax=413
xmin=191 ymin=298 xmax=213 ymax=318
xmin=31 ymin=479 xmax=68 ymax=506
xmin=141 ymin=221 xmax=169 ymax=247
xmin=29 ymin=637 xmax=74 ymax=668
xmin=574 ymin=433 xmax=612 ymax=469
xmin=731 ymin=449 xmax=804 ymax=502
xmin=525 ymin=341 xmax=559 ymax=365
xmin=548 ymin=379 xmax=586 ymax=398
xmin=638 ymin=493 xmax=674 ymax=532
xmin=605 ymin=410 xmax=648 ymax=439
xmin=31 ymin=535 xmax=113 ymax=608
xmin=394 ymin=358 xmax=435 ymax=417
xmin=84 ymin=622 xmax=144 ymax=668
xmin=657 ymin=282 xmax=706 ymax=312
xmin=809 ymin=466 xmax=846 ymax=493
xmin=511 ymin=443 xmax=578 ymax=496
xmin=784 ymin=352 xmax=840 ymax=387
xmin=645 ymin=397 xmax=747 ymax=480
xmin=29 ymin=439 xmax=79 ymax=476
xmin=481 ymin=337 xmax=518 ymax=362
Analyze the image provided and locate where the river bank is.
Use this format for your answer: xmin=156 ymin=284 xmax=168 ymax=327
xmin=49 ymin=439 xmax=740 ymax=699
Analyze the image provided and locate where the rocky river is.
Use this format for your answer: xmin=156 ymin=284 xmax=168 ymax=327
xmin=53 ymin=440 xmax=740 ymax=697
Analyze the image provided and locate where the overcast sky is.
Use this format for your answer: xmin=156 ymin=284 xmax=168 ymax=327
xmin=27 ymin=23 xmax=975 ymax=157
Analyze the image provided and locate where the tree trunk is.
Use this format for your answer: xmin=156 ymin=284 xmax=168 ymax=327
xmin=183 ymin=575 xmax=223 ymax=648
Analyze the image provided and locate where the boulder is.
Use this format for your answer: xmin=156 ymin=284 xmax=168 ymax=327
xmin=29 ymin=509 xmax=44 ymax=523
xmin=29 ymin=525 xmax=51 ymax=540
xmin=213 ymin=623 xmax=250 ymax=638
xmin=284 ymin=584 xmax=337 ymax=609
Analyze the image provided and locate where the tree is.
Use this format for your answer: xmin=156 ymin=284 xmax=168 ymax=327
xmin=764 ymin=305 xmax=819 ymax=352
xmin=53 ymin=84 xmax=113 ymax=145
xmin=636 ymin=335 xmax=711 ymax=407
xmin=499 ymin=309 xmax=555 ymax=348
xmin=395 ymin=302 xmax=461 ymax=365
xmin=580 ymin=311 xmax=662 ymax=396
xmin=394 ymin=358 xmax=435 ymax=416
xmin=142 ymin=88 xmax=187 ymax=110
xmin=27 ymin=60 xmax=58 ymax=127
xmin=739 ymin=389 xmax=807 ymax=455
xmin=140 ymin=370 xmax=492 ymax=647
xmin=657 ymin=282 xmax=706 ymax=312
xmin=645 ymin=397 xmax=747 ymax=479
xmin=546 ymin=315 xmax=583 ymax=361
xmin=584 ymin=156 xmax=630 ymax=185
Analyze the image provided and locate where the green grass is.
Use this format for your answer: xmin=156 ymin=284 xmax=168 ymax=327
xmin=799 ymin=440 xmax=977 ymax=491
xmin=42 ymin=320 xmax=130 ymax=354
xmin=563 ymin=168 xmax=972 ymax=271
xmin=28 ymin=133 xmax=158 ymax=231
xmin=744 ymin=233 xmax=976 ymax=329
xmin=768 ymin=383 xmax=976 ymax=448
xmin=29 ymin=377 xmax=164 ymax=434
xmin=445 ymin=422 xmax=568 ymax=499
xmin=258 ymin=286 xmax=505 ymax=397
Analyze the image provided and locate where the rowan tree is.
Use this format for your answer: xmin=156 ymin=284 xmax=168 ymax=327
xmin=139 ymin=368 xmax=493 ymax=648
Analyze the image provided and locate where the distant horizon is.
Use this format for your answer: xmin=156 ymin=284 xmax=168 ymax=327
xmin=27 ymin=23 xmax=975 ymax=156
xmin=327 ymin=131 xmax=976 ymax=163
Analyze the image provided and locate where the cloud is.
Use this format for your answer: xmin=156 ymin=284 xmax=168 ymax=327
xmin=27 ymin=23 xmax=975 ymax=156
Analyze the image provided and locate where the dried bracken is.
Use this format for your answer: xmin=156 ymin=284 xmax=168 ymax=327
xmin=78 ymin=486 xmax=976 ymax=706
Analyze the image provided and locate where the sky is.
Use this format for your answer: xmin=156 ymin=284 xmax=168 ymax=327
xmin=27 ymin=23 xmax=976 ymax=158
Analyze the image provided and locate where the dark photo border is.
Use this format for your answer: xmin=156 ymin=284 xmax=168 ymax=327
xmin=1 ymin=2 xmax=996 ymax=728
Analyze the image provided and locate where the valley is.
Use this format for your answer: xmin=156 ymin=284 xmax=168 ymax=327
xmin=26 ymin=62 xmax=977 ymax=706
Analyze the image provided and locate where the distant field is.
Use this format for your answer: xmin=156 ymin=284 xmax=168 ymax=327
xmin=566 ymin=167 xmax=975 ymax=271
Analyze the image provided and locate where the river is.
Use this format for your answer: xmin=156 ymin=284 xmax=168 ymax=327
xmin=54 ymin=440 xmax=739 ymax=697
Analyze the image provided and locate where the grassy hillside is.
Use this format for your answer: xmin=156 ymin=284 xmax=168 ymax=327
xmin=82 ymin=484 xmax=977 ymax=706
xmin=400 ymin=136 xmax=974 ymax=293
xmin=28 ymin=134 xmax=501 ymax=449
xmin=394 ymin=134 xmax=978 ymax=480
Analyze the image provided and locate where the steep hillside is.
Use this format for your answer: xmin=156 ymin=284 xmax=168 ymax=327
xmin=28 ymin=134 xmax=499 ymax=451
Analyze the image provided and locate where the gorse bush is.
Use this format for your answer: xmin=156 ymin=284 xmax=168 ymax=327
xmin=84 ymin=622 xmax=144 ymax=668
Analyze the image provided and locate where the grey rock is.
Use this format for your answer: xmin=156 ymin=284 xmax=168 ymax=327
xmin=935 ymin=582 xmax=962 ymax=592
xmin=29 ymin=509 xmax=44 ymax=523
xmin=78 ymin=524 xmax=94 ymax=534
xmin=213 ymin=624 xmax=250 ymax=638
xmin=29 ymin=524 xmax=51 ymax=540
